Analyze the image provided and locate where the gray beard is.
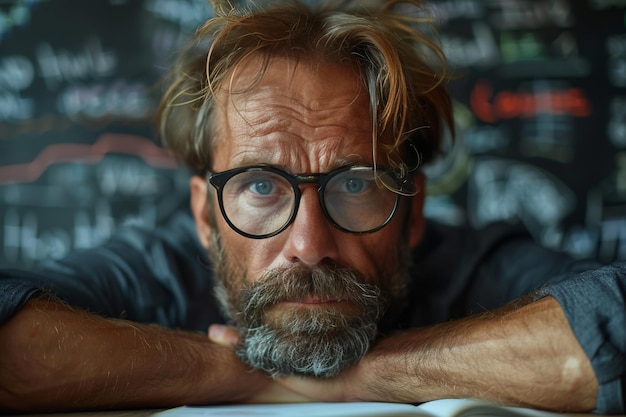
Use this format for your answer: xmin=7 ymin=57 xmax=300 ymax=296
xmin=234 ymin=265 xmax=383 ymax=378
xmin=207 ymin=231 xmax=410 ymax=378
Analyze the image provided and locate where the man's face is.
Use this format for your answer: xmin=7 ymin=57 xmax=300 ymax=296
xmin=191 ymin=55 xmax=425 ymax=377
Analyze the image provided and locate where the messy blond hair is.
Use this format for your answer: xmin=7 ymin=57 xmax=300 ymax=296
xmin=156 ymin=0 xmax=453 ymax=181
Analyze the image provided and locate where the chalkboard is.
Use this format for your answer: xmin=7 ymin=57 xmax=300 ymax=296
xmin=424 ymin=0 xmax=626 ymax=263
xmin=1 ymin=0 xmax=625 ymax=269
xmin=0 ymin=0 xmax=212 ymax=268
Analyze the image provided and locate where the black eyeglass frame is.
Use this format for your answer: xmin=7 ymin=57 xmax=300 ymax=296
xmin=207 ymin=165 xmax=405 ymax=239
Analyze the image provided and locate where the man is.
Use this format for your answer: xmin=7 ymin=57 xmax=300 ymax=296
xmin=0 ymin=0 xmax=624 ymax=413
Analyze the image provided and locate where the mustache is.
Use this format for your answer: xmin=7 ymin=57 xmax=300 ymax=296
xmin=236 ymin=264 xmax=385 ymax=324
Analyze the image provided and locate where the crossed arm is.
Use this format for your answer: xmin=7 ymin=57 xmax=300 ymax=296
xmin=269 ymin=295 xmax=598 ymax=411
xmin=0 ymin=295 xmax=597 ymax=413
xmin=0 ymin=298 xmax=308 ymax=412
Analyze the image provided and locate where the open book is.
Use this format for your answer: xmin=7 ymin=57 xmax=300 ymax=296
xmin=155 ymin=399 xmax=565 ymax=417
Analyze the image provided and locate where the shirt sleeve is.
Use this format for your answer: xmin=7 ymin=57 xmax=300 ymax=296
xmin=536 ymin=263 xmax=626 ymax=414
xmin=0 ymin=209 xmax=224 ymax=331
xmin=0 ymin=276 xmax=42 ymax=325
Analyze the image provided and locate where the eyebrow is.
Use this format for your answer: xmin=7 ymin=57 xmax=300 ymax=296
xmin=231 ymin=155 xmax=370 ymax=174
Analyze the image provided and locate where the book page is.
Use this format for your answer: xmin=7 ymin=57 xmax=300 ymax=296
xmin=155 ymin=402 xmax=431 ymax=417
xmin=417 ymin=399 xmax=563 ymax=417
xmin=155 ymin=400 xmax=564 ymax=417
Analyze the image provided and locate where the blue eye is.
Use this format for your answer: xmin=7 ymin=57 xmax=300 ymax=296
xmin=344 ymin=178 xmax=365 ymax=194
xmin=251 ymin=180 xmax=274 ymax=195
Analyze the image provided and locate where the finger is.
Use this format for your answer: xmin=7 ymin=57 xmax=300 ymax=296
xmin=208 ymin=324 xmax=241 ymax=347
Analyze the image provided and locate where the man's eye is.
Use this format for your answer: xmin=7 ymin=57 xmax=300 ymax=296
xmin=250 ymin=180 xmax=274 ymax=195
xmin=343 ymin=177 xmax=368 ymax=194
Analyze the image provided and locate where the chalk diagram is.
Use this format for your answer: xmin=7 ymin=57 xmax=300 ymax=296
xmin=0 ymin=134 xmax=190 ymax=268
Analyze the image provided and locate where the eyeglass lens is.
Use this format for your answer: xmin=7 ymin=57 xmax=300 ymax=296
xmin=219 ymin=167 xmax=398 ymax=237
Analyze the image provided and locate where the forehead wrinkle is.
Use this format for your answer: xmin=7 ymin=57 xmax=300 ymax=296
xmin=235 ymin=92 xmax=371 ymax=144
xmin=232 ymin=125 xmax=369 ymax=171
xmin=228 ymin=134 xmax=368 ymax=173
xmin=216 ymin=55 xmax=374 ymax=173
xmin=221 ymin=54 xmax=370 ymax=125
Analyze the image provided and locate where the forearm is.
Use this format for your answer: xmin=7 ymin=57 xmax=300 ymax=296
xmin=359 ymin=296 xmax=598 ymax=411
xmin=0 ymin=299 xmax=265 ymax=412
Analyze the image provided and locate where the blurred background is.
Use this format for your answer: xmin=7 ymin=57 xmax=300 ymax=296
xmin=0 ymin=0 xmax=625 ymax=269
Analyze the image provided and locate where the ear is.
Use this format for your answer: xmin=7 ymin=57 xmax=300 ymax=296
xmin=407 ymin=173 xmax=426 ymax=249
xmin=190 ymin=175 xmax=212 ymax=250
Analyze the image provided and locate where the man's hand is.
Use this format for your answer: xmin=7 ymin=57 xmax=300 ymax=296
xmin=208 ymin=324 xmax=312 ymax=403
xmin=273 ymin=297 xmax=599 ymax=412
xmin=208 ymin=324 xmax=312 ymax=404
xmin=0 ymin=299 xmax=306 ymax=412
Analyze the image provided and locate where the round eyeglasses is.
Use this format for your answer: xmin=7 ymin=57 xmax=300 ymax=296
xmin=207 ymin=165 xmax=408 ymax=239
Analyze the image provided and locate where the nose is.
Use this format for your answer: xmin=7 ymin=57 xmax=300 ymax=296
xmin=280 ymin=187 xmax=340 ymax=267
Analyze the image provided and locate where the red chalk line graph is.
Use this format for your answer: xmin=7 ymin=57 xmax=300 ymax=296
xmin=0 ymin=134 xmax=180 ymax=184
